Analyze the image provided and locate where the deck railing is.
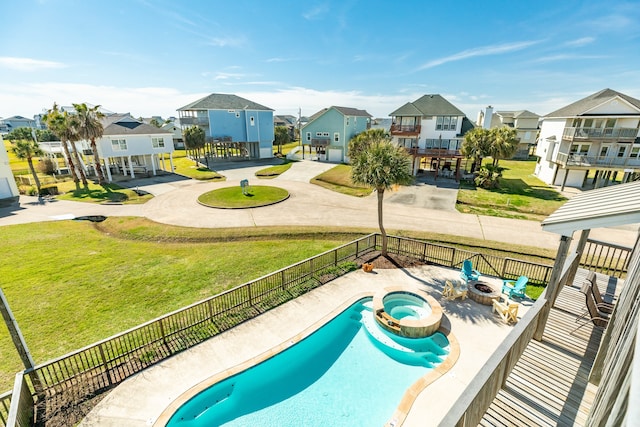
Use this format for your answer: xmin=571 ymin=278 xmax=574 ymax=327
xmin=581 ymin=238 xmax=632 ymax=278
xmin=1 ymin=234 xmax=629 ymax=427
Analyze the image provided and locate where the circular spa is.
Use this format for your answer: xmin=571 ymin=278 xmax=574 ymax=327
xmin=373 ymin=287 xmax=442 ymax=338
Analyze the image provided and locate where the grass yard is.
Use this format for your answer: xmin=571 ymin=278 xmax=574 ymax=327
xmin=173 ymin=156 xmax=225 ymax=181
xmin=55 ymin=181 xmax=153 ymax=204
xmin=255 ymin=160 xmax=294 ymax=179
xmin=198 ymin=185 xmax=289 ymax=208
xmin=0 ymin=219 xmax=352 ymax=391
xmin=311 ymin=164 xmax=373 ymax=197
xmin=456 ymin=159 xmax=568 ymax=221
xmin=273 ymin=141 xmax=300 ymax=156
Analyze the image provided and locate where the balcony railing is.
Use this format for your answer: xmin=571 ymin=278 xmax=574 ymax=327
xmin=563 ymin=127 xmax=638 ymax=142
xmin=180 ymin=116 xmax=209 ymax=126
xmin=390 ymin=124 xmax=421 ymax=135
xmin=555 ymin=152 xmax=640 ymax=168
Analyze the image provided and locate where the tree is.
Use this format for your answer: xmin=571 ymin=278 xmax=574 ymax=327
xmin=5 ymin=127 xmax=35 ymax=142
xmin=489 ymin=126 xmax=519 ymax=166
xmin=350 ymin=131 xmax=413 ymax=256
xmin=149 ymin=118 xmax=162 ymax=128
xmin=274 ymin=126 xmax=290 ymax=154
xmin=43 ymin=103 xmax=82 ymax=191
xmin=184 ymin=126 xmax=206 ymax=161
xmin=12 ymin=138 xmax=44 ymax=194
xmin=348 ymin=127 xmax=389 ymax=159
xmin=74 ymin=103 xmax=106 ymax=184
xmin=461 ymin=127 xmax=492 ymax=172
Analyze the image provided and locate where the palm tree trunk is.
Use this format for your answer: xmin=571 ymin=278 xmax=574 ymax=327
xmin=69 ymin=141 xmax=89 ymax=188
xmin=62 ymin=140 xmax=80 ymax=191
xmin=90 ymin=139 xmax=105 ymax=184
xmin=377 ymin=188 xmax=387 ymax=256
xmin=27 ymin=157 xmax=41 ymax=193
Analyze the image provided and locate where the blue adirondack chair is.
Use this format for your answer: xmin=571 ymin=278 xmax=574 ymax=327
xmin=502 ymin=275 xmax=528 ymax=299
xmin=460 ymin=259 xmax=481 ymax=283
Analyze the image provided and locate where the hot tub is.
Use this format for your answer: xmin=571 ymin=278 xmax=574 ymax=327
xmin=373 ymin=287 xmax=442 ymax=338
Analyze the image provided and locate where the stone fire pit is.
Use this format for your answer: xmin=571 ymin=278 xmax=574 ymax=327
xmin=467 ymin=281 xmax=501 ymax=305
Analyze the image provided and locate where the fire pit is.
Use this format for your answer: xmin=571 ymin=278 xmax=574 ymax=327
xmin=467 ymin=281 xmax=501 ymax=305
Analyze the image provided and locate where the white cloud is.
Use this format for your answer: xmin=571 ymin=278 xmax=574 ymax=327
xmin=302 ymin=4 xmax=329 ymax=20
xmin=564 ymin=37 xmax=595 ymax=47
xmin=533 ymin=54 xmax=607 ymax=63
xmin=417 ymin=40 xmax=542 ymax=70
xmin=207 ymin=36 xmax=246 ymax=47
xmin=0 ymin=57 xmax=66 ymax=71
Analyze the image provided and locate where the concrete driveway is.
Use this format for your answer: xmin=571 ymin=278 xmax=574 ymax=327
xmin=387 ymin=174 xmax=459 ymax=211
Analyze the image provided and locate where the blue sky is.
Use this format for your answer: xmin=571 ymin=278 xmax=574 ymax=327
xmin=1 ymin=0 xmax=639 ymax=121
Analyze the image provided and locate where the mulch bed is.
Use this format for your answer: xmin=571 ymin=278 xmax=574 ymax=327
xmin=356 ymin=251 xmax=428 ymax=269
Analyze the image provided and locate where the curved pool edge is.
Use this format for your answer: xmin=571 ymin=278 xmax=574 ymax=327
xmin=153 ymin=291 xmax=459 ymax=427
xmin=153 ymin=292 xmax=374 ymax=427
xmin=385 ymin=322 xmax=461 ymax=427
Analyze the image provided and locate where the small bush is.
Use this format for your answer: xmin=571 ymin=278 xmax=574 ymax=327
xmin=39 ymin=186 xmax=59 ymax=196
xmin=474 ymin=165 xmax=504 ymax=189
xmin=27 ymin=186 xmax=38 ymax=196
xmin=37 ymin=159 xmax=57 ymax=175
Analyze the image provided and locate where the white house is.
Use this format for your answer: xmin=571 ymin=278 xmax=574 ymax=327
xmin=477 ymin=107 xmax=540 ymax=159
xmin=0 ymin=135 xmax=19 ymax=199
xmin=389 ymin=94 xmax=475 ymax=178
xmin=96 ymin=114 xmax=175 ymax=182
xmin=534 ymin=88 xmax=640 ymax=190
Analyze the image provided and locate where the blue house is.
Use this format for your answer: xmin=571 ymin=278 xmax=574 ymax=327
xmin=301 ymin=106 xmax=371 ymax=162
xmin=177 ymin=94 xmax=274 ymax=159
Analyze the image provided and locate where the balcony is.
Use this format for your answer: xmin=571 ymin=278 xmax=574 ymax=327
xmin=555 ymin=152 xmax=640 ymax=168
xmin=562 ymin=127 xmax=638 ymax=142
xmin=180 ymin=116 xmax=210 ymax=126
xmin=390 ymin=124 xmax=421 ymax=136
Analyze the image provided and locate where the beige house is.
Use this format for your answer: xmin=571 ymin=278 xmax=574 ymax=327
xmin=477 ymin=106 xmax=540 ymax=159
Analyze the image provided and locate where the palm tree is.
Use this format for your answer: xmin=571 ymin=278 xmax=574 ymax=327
xmin=74 ymin=103 xmax=106 ymax=184
xmin=490 ymin=126 xmax=519 ymax=166
xmin=348 ymin=127 xmax=389 ymax=158
xmin=11 ymin=138 xmax=43 ymax=194
xmin=461 ymin=127 xmax=492 ymax=172
xmin=350 ymin=131 xmax=413 ymax=256
xmin=43 ymin=103 xmax=81 ymax=191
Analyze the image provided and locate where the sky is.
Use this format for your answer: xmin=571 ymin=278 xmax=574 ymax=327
xmin=1 ymin=0 xmax=640 ymax=122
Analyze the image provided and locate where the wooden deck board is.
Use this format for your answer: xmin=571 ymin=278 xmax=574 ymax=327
xmin=479 ymin=268 xmax=612 ymax=427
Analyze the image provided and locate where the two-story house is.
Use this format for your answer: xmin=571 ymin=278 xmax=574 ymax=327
xmin=0 ymin=115 xmax=37 ymax=134
xmin=177 ymin=93 xmax=274 ymax=160
xmin=390 ymin=94 xmax=474 ymax=178
xmin=300 ymin=106 xmax=372 ymax=162
xmin=534 ymin=88 xmax=640 ymax=190
xmin=477 ymin=106 xmax=540 ymax=159
xmin=97 ymin=114 xmax=175 ymax=181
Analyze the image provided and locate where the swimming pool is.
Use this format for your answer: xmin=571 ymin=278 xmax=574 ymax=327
xmin=164 ymin=298 xmax=452 ymax=426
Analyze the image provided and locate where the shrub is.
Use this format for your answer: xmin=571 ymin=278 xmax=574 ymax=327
xmin=474 ymin=165 xmax=504 ymax=189
xmin=37 ymin=158 xmax=57 ymax=175
xmin=39 ymin=186 xmax=59 ymax=196
xmin=27 ymin=186 xmax=38 ymax=196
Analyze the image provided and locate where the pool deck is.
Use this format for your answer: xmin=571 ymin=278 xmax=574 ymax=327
xmin=79 ymin=265 xmax=532 ymax=427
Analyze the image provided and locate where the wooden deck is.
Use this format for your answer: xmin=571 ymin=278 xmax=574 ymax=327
xmin=480 ymin=269 xmax=618 ymax=427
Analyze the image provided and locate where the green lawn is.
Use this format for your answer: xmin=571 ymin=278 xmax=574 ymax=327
xmin=273 ymin=141 xmax=300 ymax=156
xmin=255 ymin=160 xmax=294 ymax=179
xmin=311 ymin=164 xmax=373 ymax=197
xmin=0 ymin=219 xmax=351 ymax=391
xmin=172 ymin=156 xmax=225 ymax=181
xmin=456 ymin=159 xmax=568 ymax=221
xmin=198 ymin=185 xmax=289 ymax=208
xmin=55 ymin=181 xmax=153 ymax=204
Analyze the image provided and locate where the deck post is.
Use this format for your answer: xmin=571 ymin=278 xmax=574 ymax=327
xmin=533 ymin=235 xmax=571 ymax=341
xmin=565 ymin=229 xmax=590 ymax=286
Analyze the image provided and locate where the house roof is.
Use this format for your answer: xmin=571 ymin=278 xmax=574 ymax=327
xmin=390 ymin=95 xmax=465 ymax=117
xmin=332 ymin=106 xmax=372 ymax=117
xmin=102 ymin=114 xmax=171 ymax=136
xmin=541 ymin=180 xmax=640 ymax=236
xmin=496 ymin=110 xmax=540 ymax=119
xmin=545 ymin=88 xmax=640 ymax=118
xmin=177 ymin=93 xmax=273 ymax=111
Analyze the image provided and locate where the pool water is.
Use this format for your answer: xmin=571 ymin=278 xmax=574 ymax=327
xmin=166 ymin=299 xmax=450 ymax=426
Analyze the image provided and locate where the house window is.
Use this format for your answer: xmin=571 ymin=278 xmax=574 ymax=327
xmin=228 ymin=110 xmax=235 ymax=114
xmin=111 ymin=139 xmax=127 ymax=151
xmin=630 ymin=146 xmax=640 ymax=158
xmin=152 ymin=137 xmax=165 ymax=148
xmin=250 ymin=116 xmax=255 ymax=126
xmin=306 ymin=132 xmax=311 ymax=141
xmin=617 ymin=146 xmax=626 ymax=157
xmin=600 ymin=145 xmax=610 ymax=157
xmin=346 ymin=118 xmax=350 ymax=126
xmin=334 ymin=132 xmax=340 ymax=143
xmin=570 ymin=144 xmax=590 ymax=155
xmin=435 ymin=116 xmax=458 ymax=130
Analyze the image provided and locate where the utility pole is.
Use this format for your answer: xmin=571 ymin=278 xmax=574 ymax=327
xmin=298 ymin=107 xmax=303 ymax=159
xmin=0 ymin=288 xmax=35 ymax=371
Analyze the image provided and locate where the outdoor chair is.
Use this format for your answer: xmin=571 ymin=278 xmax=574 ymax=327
xmin=573 ymin=281 xmax=609 ymax=333
xmin=502 ymin=275 xmax=528 ymax=299
xmin=442 ymin=280 xmax=467 ymax=301
xmin=460 ymin=259 xmax=481 ymax=283
xmin=492 ymin=294 xmax=519 ymax=324
xmin=585 ymin=271 xmax=615 ymax=314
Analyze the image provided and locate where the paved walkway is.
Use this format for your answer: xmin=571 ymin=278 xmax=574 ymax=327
xmin=0 ymin=160 xmax=637 ymax=249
